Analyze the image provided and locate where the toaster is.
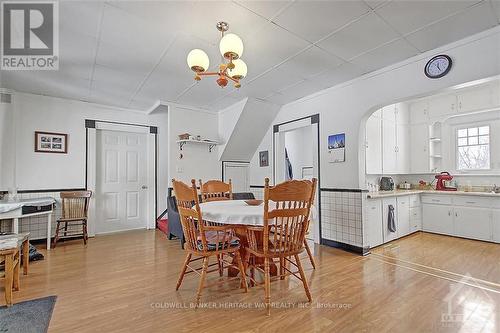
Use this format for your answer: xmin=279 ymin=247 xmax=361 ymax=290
xmin=380 ymin=177 xmax=395 ymax=191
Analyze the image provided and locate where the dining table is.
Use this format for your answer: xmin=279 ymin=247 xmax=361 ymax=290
xmin=199 ymin=199 xmax=316 ymax=277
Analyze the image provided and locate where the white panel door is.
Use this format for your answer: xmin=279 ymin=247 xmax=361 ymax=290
xmin=410 ymin=123 xmax=429 ymax=173
xmin=365 ymin=199 xmax=383 ymax=248
xmin=223 ymin=163 xmax=249 ymax=193
xmin=382 ymin=198 xmax=398 ymax=242
xmin=422 ymin=204 xmax=454 ymax=235
xmin=96 ymin=130 xmax=148 ymax=233
xmin=397 ymin=197 xmax=410 ymax=237
xmin=382 ymin=118 xmax=397 ymax=174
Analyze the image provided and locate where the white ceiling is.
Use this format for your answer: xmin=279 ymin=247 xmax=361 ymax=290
xmin=1 ymin=0 xmax=500 ymax=112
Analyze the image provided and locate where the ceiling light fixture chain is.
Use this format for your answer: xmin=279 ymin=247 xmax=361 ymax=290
xmin=187 ymin=21 xmax=247 ymax=89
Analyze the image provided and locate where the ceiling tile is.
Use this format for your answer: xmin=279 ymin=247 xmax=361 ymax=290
xmin=405 ymin=1 xmax=498 ymax=52
xmin=242 ymin=21 xmax=311 ymax=76
xmin=92 ymin=65 xmax=145 ymax=95
xmin=363 ymin=0 xmax=390 ymax=10
xmin=263 ymin=92 xmax=298 ymax=105
xmin=59 ymin=29 xmax=98 ymax=67
xmin=176 ymin=82 xmax=230 ymax=108
xmin=234 ymin=0 xmax=293 ymax=20
xmin=317 ymin=12 xmax=400 ymax=61
xmin=489 ymin=0 xmax=500 ymax=22
xmin=273 ymin=0 xmax=371 ymax=42
xmin=208 ymin=96 xmax=242 ymax=111
xmin=277 ymin=79 xmax=324 ymax=101
xmin=376 ymin=0 xmax=481 ymax=36
xmin=59 ymin=1 xmax=103 ymax=39
xmin=276 ymin=46 xmax=344 ymax=79
xmin=350 ymin=38 xmax=419 ymax=73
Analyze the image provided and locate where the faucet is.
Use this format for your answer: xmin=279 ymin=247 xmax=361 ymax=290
xmin=493 ymin=184 xmax=500 ymax=194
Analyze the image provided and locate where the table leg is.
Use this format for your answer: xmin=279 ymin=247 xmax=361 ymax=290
xmin=13 ymin=251 xmax=20 ymax=291
xmin=22 ymin=239 xmax=29 ymax=275
xmin=4 ymin=253 xmax=14 ymax=306
xmin=47 ymin=212 xmax=52 ymax=250
xmin=13 ymin=218 xmax=19 ymax=234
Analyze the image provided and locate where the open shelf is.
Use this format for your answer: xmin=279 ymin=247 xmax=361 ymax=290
xmin=176 ymin=139 xmax=219 ymax=152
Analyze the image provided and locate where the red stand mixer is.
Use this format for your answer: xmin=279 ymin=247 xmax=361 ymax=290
xmin=435 ymin=172 xmax=457 ymax=191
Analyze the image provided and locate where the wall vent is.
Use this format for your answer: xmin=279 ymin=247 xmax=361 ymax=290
xmin=0 ymin=93 xmax=12 ymax=104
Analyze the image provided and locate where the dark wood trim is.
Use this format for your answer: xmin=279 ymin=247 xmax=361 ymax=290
xmin=320 ymin=188 xmax=367 ymax=193
xmin=85 ymin=119 xmax=96 ymax=129
xmin=320 ymin=238 xmax=369 ymax=256
xmin=85 ymin=119 xmax=151 ymax=129
xmin=34 ymin=131 xmax=68 ymax=154
xmin=273 ymin=114 xmax=319 ymax=133
xmin=249 ymin=185 xmax=264 ymax=189
xmin=150 ymin=126 xmax=158 ymax=134
xmin=17 ymin=188 xmax=86 ymax=194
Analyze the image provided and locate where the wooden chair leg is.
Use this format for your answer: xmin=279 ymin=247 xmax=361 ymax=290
xmin=304 ymin=239 xmax=316 ymax=269
xmin=279 ymin=256 xmax=285 ymax=280
xmin=195 ymin=257 xmax=209 ymax=307
xmin=83 ymin=221 xmax=88 ymax=245
xmin=22 ymin=240 xmax=29 ymax=275
xmin=217 ymin=254 xmax=223 ymax=277
xmin=4 ymin=254 xmax=14 ymax=306
xmin=13 ymin=252 xmax=20 ymax=291
xmin=52 ymin=222 xmax=60 ymax=248
xmin=176 ymin=253 xmax=192 ymax=290
xmin=264 ymin=257 xmax=271 ymax=316
xmin=294 ymin=254 xmax=312 ymax=302
xmin=64 ymin=222 xmax=68 ymax=237
xmin=234 ymin=251 xmax=248 ymax=292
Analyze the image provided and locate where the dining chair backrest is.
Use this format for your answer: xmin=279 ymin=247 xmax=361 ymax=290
xmin=60 ymin=191 xmax=92 ymax=220
xmin=263 ymin=177 xmax=317 ymax=255
xmin=172 ymin=179 xmax=208 ymax=253
xmin=199 ymin=179 xmax=233 ymax=202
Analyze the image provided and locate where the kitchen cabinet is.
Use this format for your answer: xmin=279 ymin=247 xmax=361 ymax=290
xmin=365 ymin=199 xmax=383 ymax=248
xmin=382 ymin=198 xmax=398 ymax=242
xmin=422 ymin=203 xmax=454 ymax=235
xmin=410 ymin=207 xmax=422 ymax=233
xmin=410 ymin=123 xmax=429 ymax=173
xmin=457 ymin=84 xmax=498 ymax=113
xmin=365 ymin=114 xmax=382 ymax=174
xmin=428 ymin=94 xmax=456 ymax=120
xmin=493 ymin=210 xmax=500 ymax=243
xmin=381 ymin=105 xmax=410 ymax=174
xmin=453 ymin=206 xmax=492 ymax=241
xmin=397 ymin=197 xmax=410 ymax=237
xmin=409 ymin=100 xmax=429 ymax=124
xmin=382 ymin=113 xmax=398 ymax=174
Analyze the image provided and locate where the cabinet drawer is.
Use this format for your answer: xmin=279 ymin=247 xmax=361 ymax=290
xmin=491 ymin=199 xmax=500 ymax=209
xmin=421 ymin=195 xmax=453 ymax=205
xmin=409 ymin=195 xmax=421 ymax=207
xmin=453 ymin=196 xmax=492 ymax=208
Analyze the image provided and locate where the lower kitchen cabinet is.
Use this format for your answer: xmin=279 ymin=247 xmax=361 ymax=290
xmin=422 ymin=204 xmax=454 ymax=235
xmin=410 ymin=207 xmax=422 ymax=233
xmin=492 ymin=210 xmax=500 ymax=243
xmin=382 ymin=198 xmax=398 ymax=242
xmin=365 ymin=199 xmax=383 ymax=247
xmin=397 ymin=196 xmax=410 ymax=237
xmin=453 ymin=206 xmax=492 ymax=241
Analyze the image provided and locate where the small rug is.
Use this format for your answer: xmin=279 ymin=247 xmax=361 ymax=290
xmin=0 ymin=296 xmax=56 ymax=333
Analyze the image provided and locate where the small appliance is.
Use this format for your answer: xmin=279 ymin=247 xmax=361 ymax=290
xmin=435 ymin=172 xmax=457 ymax=191
xmin=380 ymin=177 xmax=395 ymax=191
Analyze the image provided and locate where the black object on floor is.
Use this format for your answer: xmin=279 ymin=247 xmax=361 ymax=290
xmin=0 ymin=296 xmax=57 ymax=333
xmin=28 ymin=244 xmax=44 ymax=262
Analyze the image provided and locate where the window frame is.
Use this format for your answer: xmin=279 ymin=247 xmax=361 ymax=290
xmin=455 ymin=124 xmax=491 ymax=172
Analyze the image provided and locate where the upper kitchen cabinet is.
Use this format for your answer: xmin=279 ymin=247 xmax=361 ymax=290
xmin=456 ymin=82 xmax=500 ymax=114
xmin=427 ymin=93 xmax=457 ymax=120
xmin=409 ymin=100 xmax=429 ymax=124
xmin=365 ymin=110 xmax=383 ymax=174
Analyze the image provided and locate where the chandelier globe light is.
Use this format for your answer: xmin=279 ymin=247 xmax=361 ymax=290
xmin=186 ymin=22 xmax=247 ymax=88
xmin=219 ymin=33 xmax=244 ymax=61
xmin=186 ymin=49 xmax=209 ymax=73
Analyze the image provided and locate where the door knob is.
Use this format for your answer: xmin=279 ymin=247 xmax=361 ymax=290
xmin=141 ymin=185 xmax=148 ymax=189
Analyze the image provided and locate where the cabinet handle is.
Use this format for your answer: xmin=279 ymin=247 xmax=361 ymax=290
xmin=448 ymin=211 xmax=451 ymax=216
xmin=432 ymin=199 xmax=441 ymax=202
xmin=465 ymin=201 xmax=476 ymax=204
xmin=455 ymin=212 xmax=458 ymax=217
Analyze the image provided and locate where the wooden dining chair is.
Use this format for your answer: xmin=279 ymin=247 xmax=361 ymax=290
xmin=53 ymin=191 xmax=92 ymax=248
xmin=198 ymin=179 xmax=233 ymax=202
xmin=244 ymin=177 xmax=317 ymax=315
xmin=172 ymin=179 xmax=247 ymax=306
xmin=0 ymin=247 xmax=20 ymax=306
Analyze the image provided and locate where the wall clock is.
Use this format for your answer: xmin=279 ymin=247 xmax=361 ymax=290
xmin=424 ymin=54 xmax=452 ymax=79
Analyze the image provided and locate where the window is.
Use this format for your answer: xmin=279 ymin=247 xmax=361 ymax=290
xmin=456 ymin=126 xmax=490 ymax=170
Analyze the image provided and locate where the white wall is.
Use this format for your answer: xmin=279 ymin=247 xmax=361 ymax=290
xmin=285 ymin=126 xmax=313 ymax=179
xmin=249 ymin=26 xmax=500 ymax=189
xmin=168 ymin=105 xmax=221 ymax=184
xmin=1 ymin=92 xmax=169 ymax=216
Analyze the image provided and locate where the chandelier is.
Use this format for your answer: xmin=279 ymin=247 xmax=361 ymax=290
xmin=187 ymin=22 xmax=247 ymax=88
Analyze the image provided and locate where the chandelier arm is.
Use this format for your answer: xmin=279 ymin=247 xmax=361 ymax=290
xmin=223 ymin=73 xmax=239 ymax=84
xmin=197 ymin=72 xmax=220 ymax=76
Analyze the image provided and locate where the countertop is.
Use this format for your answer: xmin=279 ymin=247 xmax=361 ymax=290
xmin=366 ymin=189 xmax=500 ymax=199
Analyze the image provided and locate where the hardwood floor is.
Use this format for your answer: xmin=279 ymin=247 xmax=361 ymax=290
xmin=2 ymin=230 xmax=499 ymax=332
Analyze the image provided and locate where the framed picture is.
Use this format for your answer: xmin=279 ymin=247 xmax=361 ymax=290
xmin=35 ymin=131 xmax=68 ymax=153
xmin=328 ymin=133 xmax=345 ymax=163
xmin=259 ymin=150 xmax=269 ymax=167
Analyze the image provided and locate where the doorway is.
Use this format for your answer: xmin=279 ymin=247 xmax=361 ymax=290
xmin=273 ymin=115 xmax=320 ymax=243
xmin=95 ymin=130 xmax=149 ymax=233
xmin=223 ymin=162 xmax=249 ymax=193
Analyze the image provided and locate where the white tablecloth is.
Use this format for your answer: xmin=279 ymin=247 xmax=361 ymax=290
xmin=0 ymin=197 xmax=56 ymax=214
xmin=199 ymin=200 xmax=316 ymax=226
